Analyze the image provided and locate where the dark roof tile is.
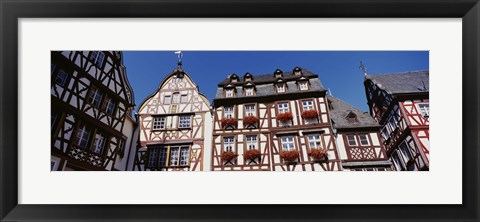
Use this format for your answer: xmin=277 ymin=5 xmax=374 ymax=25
xmin=365 ymin=70 xmax=429 ymax=95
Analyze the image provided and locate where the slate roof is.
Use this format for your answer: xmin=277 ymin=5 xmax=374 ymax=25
xmin=365 ymin=70 xmax=429 ymax=95
xmin=214 ymin=68 xmax=326 ymax=99
xmin=327 ymin=95 xmax=380 ymax=129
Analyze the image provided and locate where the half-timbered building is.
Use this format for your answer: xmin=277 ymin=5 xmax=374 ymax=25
xmin=51 ymin=51 xmax=137 ymax=171
xmin=212 ymin=67 xmax=341 ymax=171
xmin=364 ymin=70 xmax=429 ymax=171
xmin=327 ymin=95 xmax=391 ymax=171
xmin=135 ymin=65 xmax=212 ymax=171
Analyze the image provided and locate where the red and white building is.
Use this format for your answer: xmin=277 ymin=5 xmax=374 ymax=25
xmin=364 ymin=70 xmax=430 ymax=171
xmin=212 ymin=67 xmax=342 ymax=171
xmin=51 ymin=51 xmax=137 ymax=171
xmin=134 ymin=65 xmax=212 ymax=171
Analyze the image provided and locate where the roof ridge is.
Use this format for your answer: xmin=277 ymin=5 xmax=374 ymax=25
xmin=366 ymin=69 xmax=429 ymax=77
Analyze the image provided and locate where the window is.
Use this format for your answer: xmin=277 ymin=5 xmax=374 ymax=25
xmin=347 ymin=135 xmax=357 ymax=146
xmin=118 ymin=138 xmax=126 ymax=157
xmin=54 ymin=69 xmax=69 ymax=86
xmin=387 ymin=115 xmax=398 ymax=132
xmin=148 ymin=149 xmax=158 ymax=168
xmin=245 ymin=104 xmax=256 ymax=116
xmin=90 ymin=51 xmax=105 ymax=67
xmin=180 ymin=146 xmax=190 ymax=166
xmin=307 ymin=134 xmax=322 ymax=149
xmin=278 ymin=103 xmax=289 ymax=113
xmin=418 ymin=104 xmax=429 ymax=117
xmin=223 ymin=137 xmax=235 ymax=152
xmin=88 ymin=86 xmax=104 ymax=108
xmin=245 ymin=87 xmax=254 ymax=96
xmin=398 ymin=141 xmax=413 ymax=163
xmin=74 ymin=124 xmax=92 ymax=149
xmin=164 ymin=96 xmax=171 ymax=104
xmin=51 ymin=112 xmax=58 ymax=130
xmin=181 ymin=95 xmax=188 ymax=103
xmin=179 ymin=115 xmax=191 ymax=128
xmin=225 ymin=89 xmax=234 ymax=97
xmin=381 ymin=127 xmax=390 ymax=140
xmin=158 ymin=148 xmax=167 ymax=167
xmin=103 ymin=97 xmax=116 ymax=116
xmin=281 ymin=136 xmax=295 ymax=151
xmin=391 ymin=151 xmax=405 ymax=171
xmin=359 ymin=134 xmax=369 ymax=146
xmin=224 ymin=106 xmax=234 ymax=118
xmin=169 ymin=147 xmax=179 ymax=166
xmin=172 ymin=93 xmax=180 ymax=104
xmin=302 ymin=100 xmax=314 ymax=110
xmin=299 ymin=81 xmax=308 ymax=90
xmin=152 ymin=116 xmax=166 ymax=130
xmin=92 ymin=132 xmax=107 ymax=155
xmin=246 ymin=135 xmax=257 ymax=150
xmin=277 ymin=83 xmax=286 ymax=93
xmin=347 ymin=113 xmax=358 ymax=123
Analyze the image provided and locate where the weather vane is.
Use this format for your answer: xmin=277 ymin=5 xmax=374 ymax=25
xmin=174 ymin=51 xmax=183 ymax=66
xmin=359 ymin=61 xmax=367 ymax=76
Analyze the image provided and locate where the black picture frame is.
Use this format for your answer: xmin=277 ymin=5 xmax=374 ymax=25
xmin=1 ymin=0 xmax=478 ymax=221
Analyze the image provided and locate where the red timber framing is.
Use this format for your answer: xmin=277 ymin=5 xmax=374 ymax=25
xmin=364 ymin=79 xmax=430 ymax=171
xmin=212 ymin=93 xmax=341 ymax=171
xmin=342 ymin=132 xmax=387 ymax=162
xmin=134 ymin=67 xmax=211 ymax=171
xmin=51 ymin=51 xmax=135 ymax=171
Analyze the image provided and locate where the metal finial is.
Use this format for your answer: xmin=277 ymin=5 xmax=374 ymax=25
xmin=174 ymin=51 xmax=183 ymax=67
xmin=359 ymin=61 xmax=367 ymax=76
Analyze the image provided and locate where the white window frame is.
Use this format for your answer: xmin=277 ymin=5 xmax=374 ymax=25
xmin=278 ymin=103 xmax=289 ymax=113
xmin=307 ymin=134 xmax=322 ymax=149
xmin=246 ymin=135 xmax=257 ymax=150
xmin=178 ymin=115 xmax=191 ymax=128
xmin=224 ymin=106 xmax=234 ymax=118
xmin=245 ymin=104 xmax=256 ymax=116
xmin=88 ymin=86 xmax=103 ymax=108
xmin=347 ymin=135 xmax=357 ymax=146
xmin=180 ymin=95 xmax=188 ymax=103
xmin=169 ymin=147 xmax=180 ymax=166
xmin=359 ymin=134 xmax=370 ymax=146
xmin=281 ymin=136 xmax=296 ymax=151
xmin=54 ymin=69 xmax=69 ymax=86
xmin=164 ymin=95 xmax=171 ymax=105
xmin=225 ymin=89 xmax=234 ymax=97
xmin=299 ymin=81 xmax=308 ymax=90
xmin=75 ymin=124 xmax=91 ymax=149
xmin=152 ymin=116 xmax=166 ymax=130
xmin=398 ymin=141 xmax=413 ymax=163
xmin=223 ymin=137 xmax=235 ymax=152
xmin=418 ymin=103 xmax=430 ymax=117
xmin=172 ymin=93 xmax=180 ymax=104
xmin=277 ymin=83 xmax=286 ymax=93
xmin=158 ymin=148 xmax=168 ymax=167
xmin=90 ymin=51 xmax=105 ymax=67
xmin=92 ymin=132 xmax=106 ymax=155
xmin=245 ymin=87 xmax=254 ymax=96
xmin=148 ymin=149 xmax=158 ymax=168
xmin=302 ymin=100 xmax=314 ymax=111
xmin=104 ymin=97 xmax=116 ymax=116
xmin=179 ymin=146 xmax=190 ymax=166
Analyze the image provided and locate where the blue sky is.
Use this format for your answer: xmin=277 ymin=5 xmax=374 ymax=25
xmin=123 ymin=51 xmax=428 ymax=112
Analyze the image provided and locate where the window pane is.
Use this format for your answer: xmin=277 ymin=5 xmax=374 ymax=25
xmin=245 ymin=105 xmax=255 ymax=116
xmin=74 ymin=124 xmax=91 ymax=149
xmin=55 ymin=69 xmax=69 ymax=86
xmin=92 ymin=132 xmax=106 ymax=155
xmin=302 ymin=100 xmax=313 ymax=110
xmin=347 ymin=135 xmax=357 ymax=146
xmin=181 ymin=95 xmax=188 ymax=103
xmin=307 ymin=134 xmax=322 ymax=149
xmin=281 ymin=136 xmax=295 ymax=151
xmin=158 ymin=149 xmax=167 ymax=167
xmin=179 ymin=115 xmax=191 ymax=128
xmin=170 ymin=147 xmax=179 ymax=166
xmin=148 ymin=149 xmax=158 ymax=167
xmin=164 ymin=96 xmax=171 ymax=104
xmin=180 ymin=146 xmax=189 ymax=166
xmin=246 ymin=135 xmax=257 ymax=150
xmin=224 ymin=107 xmax=234 ymax=118
xmin=172 ymin=93 xmax=180 ymax=104
xmin=223 ymin=137 xmax=234 ymax=151
xmin=153 ymin=117 xmax=166 ymax=130
xmin=359 ymin=134 xmax=369 ymax=145
xmin=278 ymin=103 xmax=289 ymax=113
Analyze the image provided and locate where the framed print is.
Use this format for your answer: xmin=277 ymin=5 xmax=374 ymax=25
xmin=1 ymin=0 xmax=479 ymax=221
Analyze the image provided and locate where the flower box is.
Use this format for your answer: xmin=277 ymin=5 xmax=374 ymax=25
xmin=221 ymin=118 xmax=237 ymax=128
xmin=307 ymin=148 xmax=328 ymax=161
xmin=243 ymin=116 xmax=259 ymax=125
xmin=243 ymin=149 xmax=261 ymax=160
xmin=221 ymin=151 xmax=238 ymax=162
xmin=280 ymin=150 xmax=299 ymax=162
xmin=301 ymin=110 xmax=318 ymax=119
xmin=276 ymin=112 xmax=293 ymax=122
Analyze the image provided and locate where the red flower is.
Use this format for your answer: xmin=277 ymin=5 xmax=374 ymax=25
xmin=280 ymin=150 xmax=300 ymax=162
xmin=243 ymin=116 xmax=259 ymax=125
xmin=243 ymin=149 xmax=261 ymax=160
xmin=301 ymin=110 xmax=318 ymax=119
xmin=221 ymin=151 xmax=238 ymax=162
xmin=276 ymin=112 xmax=293 ymax=121
xmin=307 ymin=148 xmax=328 ymax=160
xmin=221 ymin=118 xmax=238 ymax=127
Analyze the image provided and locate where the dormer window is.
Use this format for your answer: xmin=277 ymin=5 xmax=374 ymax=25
xmin=346 ymin=112 xmax=358 ymax=123
xmin=244 ymin=72 xmax=253 ymax=82
xmin=293 ymin=67 xmax=302 ymax=76
xmin=230 ymin=74 xmax=240 ymax=83
xmin=245 ymin=87 xmax=254 ymax=96
xmin=276 ymin=83 xmax=286 ymax=93
xmin=274 ymin=69 xmax=283 ymax=78
xmin=298 ymin=81 xmax=309 ymax=90
xmin=225 ymin=88 xmax=234 ymax=97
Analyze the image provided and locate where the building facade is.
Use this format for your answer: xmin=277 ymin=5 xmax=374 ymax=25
xmin=134 ymin=66 xmax=212 ymax=171
xmin=364 ymin=71 xmax=430 ymax=171
xmin=212 ymin=67 xmax=342 ymax=171
xmin=51 ymin=51 xmax=137 ymax=171
xmin=328 ymin=96 xmax=391 ymax=171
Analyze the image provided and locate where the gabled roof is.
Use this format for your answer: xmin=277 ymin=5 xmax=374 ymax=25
xmin=365 ymin=70 xmax=429 ymax=95
xmin=217 ymin=68 xmax=319 ymax=86
xmin=327 ymin=95 xmax=380 ymax=129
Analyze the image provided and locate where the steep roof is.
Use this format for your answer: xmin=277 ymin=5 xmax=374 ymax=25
xmin=214 ymin=68 xmax=326 ymax=99
xmin=365 ymin=70 xmax=429 ymax=95
xmin=327 ymin=95 xmax=380 ymax=129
